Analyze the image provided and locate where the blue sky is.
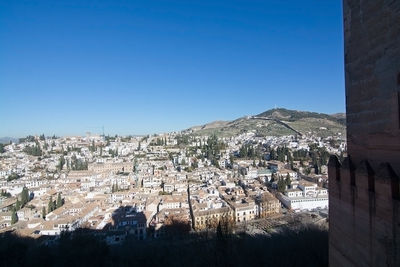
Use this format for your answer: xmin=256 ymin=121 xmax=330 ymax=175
xmin=0 ymin=0 xmax=344 ymax=137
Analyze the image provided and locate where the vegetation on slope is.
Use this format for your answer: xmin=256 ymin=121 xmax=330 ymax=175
xmin=188 ymin=108 xmax=346 ymax=138
xmin=257 ymin=108 xmax=345 ymax=125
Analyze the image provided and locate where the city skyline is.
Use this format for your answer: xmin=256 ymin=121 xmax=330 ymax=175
xmin=0 ymin=1 xmax=344 ymax=137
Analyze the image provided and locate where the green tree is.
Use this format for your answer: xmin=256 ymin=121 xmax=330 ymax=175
xmin=58 ymin=155 xmax=65 ymax=171
xmin=11 ymin=209 xmax=18 ymax=224
xmin=202 ymin=134 xmax=225 ymax=167
xmin=90 ymin=140 xmax=96 ymax=152
xmin=277 ymin=178 xmax=286 ymax=193
xmin=229 ymin=155 xmax=235 ymax=168
xmin=7 ymin=173 xmax=21 ymax=182
xmin=314 ymin=162 xmax=320 ymax=175
xmin=248 ymin=146 xmax=255 ymax=158
xmin=0 ymin=144 xmax=5 ymax=153
xmin=20 ymin=187 xmax=29 ymax=207
xmin=70 ymin=154 xmax=88 ymax=170
xmin=214 ymin=159 xmax=220 ymax=169
xmin=277 ymin=147 xmax=286 ymax=162
xmin=285 ymin=173 xmax=292 ymax=187
xmin=269 ymin=149 xmax=276 ymax=160
xmin=0 ymin=190 xmax=11 ymax=198
xmin=56 ymin=192 xmax=63 ymax=208
xmin=112 ymin=182 xmax=119 ymax=193
xmin=48 ymin=196 xmax=54 ymax=212
xmin=42 ymin=207 xmax=46 ymax=219
xmin=239 ymin=145 xmax=247 ymax=158
xmin=23 ymin=143 xmax=42 ymax=156
xmin=15 ymin=199 xmax=21 ymax=211
xmin=133 ymin=158 xmax=138 ymax=173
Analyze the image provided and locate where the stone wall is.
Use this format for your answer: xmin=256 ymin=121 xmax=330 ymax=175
xmin=329 ymin=156 xmax=399 ymax=266
xmin=343 ymin=0 xmax=400 ymax=173
xmin=329 ymin=1 xmax=400 ymax=266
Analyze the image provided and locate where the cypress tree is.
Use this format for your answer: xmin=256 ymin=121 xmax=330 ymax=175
xmin=20 ymin=187 xmax=29 ymax=207
xmin=56 ymin=192 xmax=62 ymax=208
xmin=15 ymin=199 xmax=21 ymax=211
xmin=48 ymin=196 xmax=53 ymax=213
xmin=285 ymin=173 xmax=292 ymax=187
xmin=11 ymin=209 xmax=18 ymax=224
xmin=42 ymin=207 xmax=46 ymax=219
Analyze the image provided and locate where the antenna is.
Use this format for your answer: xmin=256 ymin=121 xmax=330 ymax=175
xmin=102 ymin=126 xmax=105 ymax=137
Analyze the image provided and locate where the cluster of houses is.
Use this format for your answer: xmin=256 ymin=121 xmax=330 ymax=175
xmin=0 ymin=131 xmax=340 ymax=242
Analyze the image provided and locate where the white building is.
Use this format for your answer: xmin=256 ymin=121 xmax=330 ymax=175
xmin=278 ymin=180 xmax=328 ymax=211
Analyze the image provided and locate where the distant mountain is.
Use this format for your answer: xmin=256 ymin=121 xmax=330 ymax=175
xmin=0 ymin=137 xmax=18 ymax=144
xmin=185 ymin=108 xmax=346 ymax=138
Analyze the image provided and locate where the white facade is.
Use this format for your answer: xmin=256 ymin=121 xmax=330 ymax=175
xmin=278 ymin=181 xmax=328 ymax=211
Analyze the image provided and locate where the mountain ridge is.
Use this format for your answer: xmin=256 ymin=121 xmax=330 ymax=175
xmin=185 ymin=108 xmax=346 ymax=138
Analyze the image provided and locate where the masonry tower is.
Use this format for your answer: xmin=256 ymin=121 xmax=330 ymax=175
xmin=329 ymin=1 xmax=400 ymax=266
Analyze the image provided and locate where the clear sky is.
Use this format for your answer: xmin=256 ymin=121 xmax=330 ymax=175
xmin=0 ymin=0 xmax=344 ymax=137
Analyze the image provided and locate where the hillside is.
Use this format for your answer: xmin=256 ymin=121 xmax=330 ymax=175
xmin=188 ymin=120 xmax=230 ymax=131
xmin=186 ymin=108 xmax=346 ymax=138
